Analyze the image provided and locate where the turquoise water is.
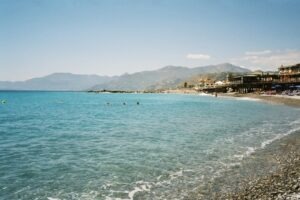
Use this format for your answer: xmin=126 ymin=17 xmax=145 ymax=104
xmin=0 ymin=92 xmax=299 ymax=200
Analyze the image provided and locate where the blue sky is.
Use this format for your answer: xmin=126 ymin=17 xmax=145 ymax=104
xmin=1 ymin=0 xmax=300 ymax=81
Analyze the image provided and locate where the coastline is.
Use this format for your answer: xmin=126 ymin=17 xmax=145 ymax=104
xmin=185 ymin=92 xmax=300 ymax=199
xmin=86 ymin=90 xmax=300 ymax=199
xmin=188 ymin=130 xmax=300 ymax=200
xmin=219 ymin=92 xmax=300 ymax=107
xmin=219 ymin=130 xmax=300 ymax=199
xmin=159 ymin=89 xmax=300 ymax=108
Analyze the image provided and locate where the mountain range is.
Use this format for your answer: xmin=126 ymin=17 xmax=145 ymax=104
xmin=0 ymin=73 xmax=114 ymax=91
xmin=0 ymin=63 xmax=250 ymax=91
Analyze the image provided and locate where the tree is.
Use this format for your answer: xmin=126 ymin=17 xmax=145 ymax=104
xmin=184 ymin=82 xmax=188 ymax=88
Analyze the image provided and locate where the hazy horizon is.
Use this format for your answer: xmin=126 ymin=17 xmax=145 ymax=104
xmin=0 ymin=62 xmax=248 ymax=82
xmin=1 ymin=0 xmax=300 ymax=81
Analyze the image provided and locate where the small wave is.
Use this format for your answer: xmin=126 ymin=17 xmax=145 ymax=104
xmin=198 ymin=93 xmax=210 ymax=96
xmin=261 ymin=126 xmax=300 ymax=149
xmin=289 ymin=119 xmax=300 ymax=125
xmin=47 ymin=198 xmax=61 ymax=200
xmin=232 ymin=126 xmax=300 ymax=161
xmin=170 ymin=169 xmax=183 ymax=180
xmin=127 ymin=170 xmax=184 ymax=199
xmin=128 ymin=181 xmax=152 ymax=200
xmin=236 ymin=97 xmax=262 ymax=101
xmin=218 ymin=96 xmax=262 ymax=102
xmin=104 ymin=181 xmax=152 ymax=200
xmin=104 ymin=168 xmax=192 ymax=200
xmin=106 ymin=122 xmax=300 ymax=200
xmin=105 ymin=197 xmax=127 ymax=200
xmin=245 ymin=147 xmax=256 ymax=156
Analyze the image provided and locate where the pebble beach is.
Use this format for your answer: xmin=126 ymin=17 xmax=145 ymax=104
xmin=186 ymin=92 xmax=300 ymax=199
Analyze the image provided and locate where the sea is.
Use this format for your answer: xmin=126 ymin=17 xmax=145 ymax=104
xmin=0 ymin=91 xmax=299 ymax=200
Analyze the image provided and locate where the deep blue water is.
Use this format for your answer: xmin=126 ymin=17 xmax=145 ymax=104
xmin=0 ymin=92 xmax=299 ymax=200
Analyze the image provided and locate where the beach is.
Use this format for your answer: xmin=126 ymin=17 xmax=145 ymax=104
xmin=184 ymin=92 xmax=300 ymax=199
xmin=157 ymin=91 xmax=300 ymax=199
xmin=159 ymin=90 xmax=300 ymax=199
xmin=191 ymin=131 xmax=300 ymax=199
xmin=161 ymin=89 xmax=300 ymax=108
xmin=220 ymin=93 xmax=300 ymax=107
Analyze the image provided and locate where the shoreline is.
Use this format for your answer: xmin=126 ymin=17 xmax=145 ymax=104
xmin=86 ymin=90 xmax=300 ymax=199
xmin=183 ymin=92 xmax=300 ymax=199
xmin=219 ymin=130 xmax=300 ymax=199
xmin=157 ymin=89 xmax=300 ymax=107
xmin=188 ymin=130 xmax=300 ymax=199
xmin=218 ymin=92 xmax=300 ymax=107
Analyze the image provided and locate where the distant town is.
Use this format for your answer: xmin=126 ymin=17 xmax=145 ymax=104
xmin=180 ymin=63 xmax=300 ymax=96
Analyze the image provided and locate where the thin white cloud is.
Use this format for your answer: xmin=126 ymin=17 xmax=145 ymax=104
xmin=245 ymin=50 xmax=272 ymax=56
xmin=232 ymin=49 xmax=300 ymax=70
xmin=186 ymin=53 xmax=211 ymax=60
xmin=244 ymin=50 xmax=300 ymax=67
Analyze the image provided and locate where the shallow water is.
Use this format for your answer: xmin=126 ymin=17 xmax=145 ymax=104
xmin=0 ymin=92 xmax=299 ymax=200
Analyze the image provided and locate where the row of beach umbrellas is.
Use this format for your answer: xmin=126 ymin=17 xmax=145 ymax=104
xmin=271 ymin=85 xmax=300 ymax=89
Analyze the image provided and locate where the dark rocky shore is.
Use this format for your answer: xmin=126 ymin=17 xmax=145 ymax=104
xmin=187 ymin=131 xmax=300 ymax=200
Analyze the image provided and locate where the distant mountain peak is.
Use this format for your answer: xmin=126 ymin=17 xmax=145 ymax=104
xmin=0 ymin=63 xmax=250 ymax=91
xmin=91 ymin=63 xmax=250 ymax=91
xmin=0 ymin=73 xmax=114 ymax=91
xmin=159 ymin=65 xmax=187 ymax=70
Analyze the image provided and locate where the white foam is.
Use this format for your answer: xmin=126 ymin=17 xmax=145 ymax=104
xmin=236 ymin=97 xmax=262 ymax=101
xmin=128 ymin=187 xmax=142 ymax=199
xmin=104 ymin=122 xmax=300 ymax=200
xmin=47 ymin=198 xmax=61 ymax=200
xmin=261 ymin=127 xmax=300 ymax=149
xmin=127 ymin=181 xmax=152 ymax=200
xmin=231 ymin=124 xmax=300 ymax=162
xmin=245 ymin=147 xmax=256 ymax=156
xmin=105 ymin=197 xmax=125 ymax=200
xmin=103 ymin=180 xmax=156 ymax=200
xmin=169 ymin=169 xmax=183 ymax=180
xmin=118 ymin=168 xmax=191 ymax=199
xmin=156 ymin=175 xmax=162 ymax=181
xmin=101 ymin=183 xmax=113 ymax=190
xmin=218 ymin=95 xmax=262 ymax=102
xmin=198 ymin=92 xmax=210 ymax=96
xmin=289 ymin=119 xmax=300 ymax=125
xmin=233 ymin=146 xmax=256 ymax=160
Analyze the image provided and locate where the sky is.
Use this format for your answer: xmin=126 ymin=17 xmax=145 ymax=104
xmin=1 ymin=0 xmax=300 ymax=81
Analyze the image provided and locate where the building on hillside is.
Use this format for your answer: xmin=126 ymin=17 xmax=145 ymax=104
xmin=230 ymin=74 xmax=260 ymax=84
xmin=229 ymin=71 xmax=279 ymax=85
xmin=195 ymin=79 xmax=215 ymax=89
xmin=227 ymin=71 xmax=280 ymax=93
xmin=260 ymin=72 xmax=279 ymax=82
xmin=279 ymin=63 xmax=300 ymax=83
